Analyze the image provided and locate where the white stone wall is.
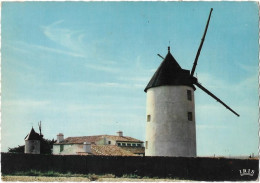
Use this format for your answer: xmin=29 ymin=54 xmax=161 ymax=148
xmin=25 ymin=140 xmax=40 ymax=154
xmin=145 ymin=85 xmax=196 ymax=157
xmin=53 ymin=144 xmax=62 ymax=154
xmin=96 ymin=137 xmax=116 ymax=145
xmin=53 ymin=144 xmax=82 ymax=155
xmin=106 ymin=138 xmax=116 ymax=145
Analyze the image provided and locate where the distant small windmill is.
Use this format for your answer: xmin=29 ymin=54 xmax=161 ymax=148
xmin=144 ymin=8 xmax=239 ymax=157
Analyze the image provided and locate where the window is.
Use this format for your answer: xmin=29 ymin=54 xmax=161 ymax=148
xmin=132 ymin=144 xmax=136 ymax=147
xmin=127 ymin=143 xmax=131 ymax=146
xmin=108 ymin=141 xmax=111 ymax=145
xmin=188 ymin=112 xmax=193 ymax=121
xmin=147 ymin=115 xmax=151 ymax=122
xmin=117 ymin=143 xmax=121 ymax=146
xmin=137 ymin=144 xmax=141 ymax=147
xmin=187 ymin=90 xmax=192 ymax=101
xmin=122 ymin=143 xmax=126 ymax=146
xmin=145 ymin=141 xmax=148 ymax=149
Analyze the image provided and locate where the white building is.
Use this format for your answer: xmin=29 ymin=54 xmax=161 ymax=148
xmin=53 ymin=131 xmax=144 ymax=156
xmin=144 ymin=47 xmax=196 ymax=157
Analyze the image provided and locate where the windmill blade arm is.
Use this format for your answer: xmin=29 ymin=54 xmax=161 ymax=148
xmin=157 ymin=54 xmax=165 ymax=60
xmin=191 ymin=8 xmax=213 ymax=76
xmin=194 ymin=82 xmax=240 ymax=117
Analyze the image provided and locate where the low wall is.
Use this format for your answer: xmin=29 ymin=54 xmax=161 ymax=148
xmin=1 ymin=153 xmax=258 ymax=181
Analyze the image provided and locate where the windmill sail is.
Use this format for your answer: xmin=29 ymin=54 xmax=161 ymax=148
xmin=151 ymin=8 xmax=239 ymax=117
xmin=194 ymin=82 xmax=240 ymax=117
xmin=191 ymin=8 xmax=213 ymax=76
xmin=157 ymin=54 xmax=165 ymax=59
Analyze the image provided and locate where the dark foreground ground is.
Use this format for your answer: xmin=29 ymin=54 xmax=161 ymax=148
xmin=2 ymin=175 xmax=186 ymax=182
xmin=1 ymin=153 xmax=259 ymax=181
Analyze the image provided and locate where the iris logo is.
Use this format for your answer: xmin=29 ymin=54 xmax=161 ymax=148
xmin=239 ymin=169 xmax=254 ymax=176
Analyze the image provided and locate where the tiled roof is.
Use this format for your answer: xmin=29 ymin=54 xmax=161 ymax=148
xmin=91 ymin=145 xmax=137 ymax=156
xmin=58 ymin=135 xmax=103 ymax=144
xmin=104 ymin=135 xmax=143 ymax=143
xmin=144 ymin=49 xmax=195 ymax=92
xmin=56 ymin=135 xmax=143 ymax=144
xmin=24 ymin=127 xmax=41 ymax=140
xmin=120 ymin=146 xmax=145 ymax=154
xmin=56 ymin=145 xmax=138 ymax=156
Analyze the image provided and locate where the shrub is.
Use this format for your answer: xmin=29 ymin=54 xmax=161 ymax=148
xmin=122 ymin=174 xmax=141 ymax=179
xmin=88 ymin=174 xmax=99 ymax=181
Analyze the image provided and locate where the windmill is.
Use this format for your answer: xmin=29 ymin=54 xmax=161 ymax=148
xmin=144 ymin=8 xmax=239 ymax=157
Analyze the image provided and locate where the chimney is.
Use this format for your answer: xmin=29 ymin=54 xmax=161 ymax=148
xmin=117 ymin=131 xmax=123 ymax=137
xmin=57 ymin=133 xmax=64 ymax=143
xmin=83 ymin=142 xmax=91 ymax=153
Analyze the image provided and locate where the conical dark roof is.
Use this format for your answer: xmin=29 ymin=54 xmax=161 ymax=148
xmin=144 ymin=49 xmax=195 ymax=92
xmin=24 ymin=127 xmax=41 ymax=140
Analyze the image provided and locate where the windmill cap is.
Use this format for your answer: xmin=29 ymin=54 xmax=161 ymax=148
xmin=144 ymin=50 xmax=195 ymax=92
xmin=25 ymin=127 xmax=41 ymax=140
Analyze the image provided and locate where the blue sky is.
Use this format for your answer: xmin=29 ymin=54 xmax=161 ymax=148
xmin=2 ymin=2 xmax=259 ymax=156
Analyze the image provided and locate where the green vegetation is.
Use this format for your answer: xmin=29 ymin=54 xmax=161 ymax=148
xmin=7 ymin=145 xmax=25 ymax=153
xmin=8 ymin=138 xmax=55 ymax=154
xmin=3 ymin=170 xmax=169 ymax=180
xmin=122 ymin=173 xmax=141 ymax=179
xmin=3 ymin=170 xmax=116 ymax=180
xmin=5 ymin=170 xmax=70 ymax=177
xmin=39 ymin=138 xmax=56 ymax=154
xmin=3 ymin=170 xmax=86 ymax=177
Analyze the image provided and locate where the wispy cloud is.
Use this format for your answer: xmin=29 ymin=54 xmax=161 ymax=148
xmin=66 ymin=104 xmax=111 ymax=111
xmin=194 ymin=71 xmax=258 ymax=124
xmin=58 ymin=81 xmax=144 ymax=89
xmin=237 ymin=63 xmax=258 ymax=73
xmin=118 ymin=76 xmax=150 ymax=83
xmin=85 ymin=64 xmax=120 ymax=73
xmin=197 ymin=72 xmax=257 ymax=92
xmin=40 ymin=20 xmax=126 ymax=72
xmin=3 ymin=99 xmax=51 ymax=107
xmin=65 ymin=104 xmax=144 ymax=112
xmin=32 ymin=44 xmax=86 ymax=58
xmin=197 ymin=124 xmax=227 ymax=129
xmin=41 ymin=20 xmax=87 ymax=54
xmin=5 ymin=19 xmax=90 ymax=59
xmin=8 ymin=40 xmax=86 ymax=59
xmin=5 ymin=44 xmax=32 ymax=55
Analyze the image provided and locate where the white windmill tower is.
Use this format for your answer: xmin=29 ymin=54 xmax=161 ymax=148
xmin=24 ymin=127 xmax=41 ymax=154
xmin=144 ymin=8 xmax=239 ymax=157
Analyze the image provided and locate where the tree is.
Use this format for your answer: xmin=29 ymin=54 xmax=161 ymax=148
xmin=40 ymin=138 xmax=56 ymax=154
xmin=8 ymin=138 xmax=56 ymax=154
xmin=8 ymin=145 xmax=25 ymax=153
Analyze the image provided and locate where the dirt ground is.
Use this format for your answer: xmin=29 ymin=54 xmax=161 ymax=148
xmin=2 ymin=176 xmax=185 ymax=182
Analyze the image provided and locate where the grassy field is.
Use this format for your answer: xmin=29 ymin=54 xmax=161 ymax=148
xmin=2 ymin=171 xmax=186 ymax=182
xmin=2 ymin=176 xmax=184 ymax=182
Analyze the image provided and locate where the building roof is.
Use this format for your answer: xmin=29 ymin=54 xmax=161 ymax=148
xmin=90 ymin=145 xmax=138 ymax=156
xmin=105 ymin=135 xmax=143 ymax=143
xmin=24 ymin=127 xmax=41 ymax=140
xmin=144 ymin=48 xmax=195 ymax=92
xmin=60 ymin=135 xmax=102 ymax=144
xmin=56 ymin=135 xmax=143 ymax=145
xmin=60 ymin=145 xmax=137 ymax=156
xmin=120 ymin=146 xmax=145 ymax=154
